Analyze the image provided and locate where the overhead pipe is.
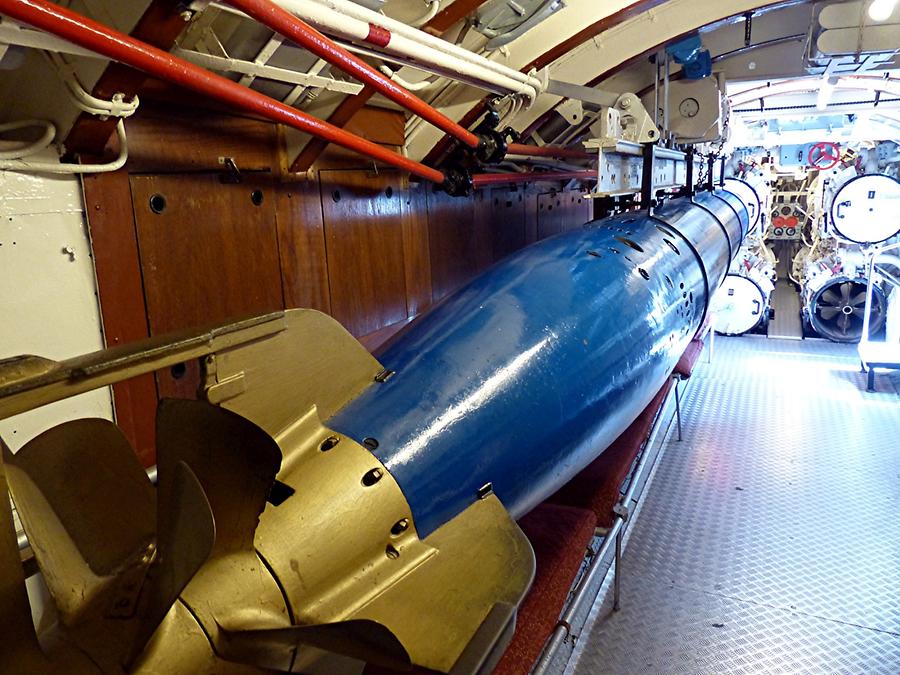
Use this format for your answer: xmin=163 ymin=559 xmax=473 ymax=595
xmin=270 ymin=0 xmax=542 ymax=99
xmin=0 ymin=0 xmax=446 ymax=184
xmin=221 ymin=0 xmax=481 ymax=149
xmin=506 ymin=143 xmax=594 ymax=160
xmin=335 ymin=36 xmax=530 ymax=99
xmin=213 ymin=0 xmax=535 ymax=99
xmin=471 ymin=170 xmax=596 ymax=187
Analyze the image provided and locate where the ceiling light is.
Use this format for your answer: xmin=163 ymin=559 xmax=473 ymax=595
xmin=868 ymin=0 xmax=898 ymax=22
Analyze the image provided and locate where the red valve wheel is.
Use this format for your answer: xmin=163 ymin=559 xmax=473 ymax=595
xmin=808 ymin=141 xmax=841 ymax=170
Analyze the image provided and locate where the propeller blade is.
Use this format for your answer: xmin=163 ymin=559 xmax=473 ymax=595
xmin=215 ymin=619 xmax=412 ymax=672
xmin=0 ymin=445 xmax=53 ymax=673
xmin=819 ymin=307 xmax=839 ymax=320
xmin=156 ymin=399 xmax=282 ymax=555
xmin=820 ymin=289 xmax=840 ymax=305
xmin=839 ymin=282 xmax=852 ymax=305
xmin=1 ymin=420 xmax=154 ymax=624
xmin=850 ymin=291 xmax=868 ymax=307
xmin=838 ymin=312 xmax=850 ymax=334
xmin=126 ymin=460 xmax=215 ymax=666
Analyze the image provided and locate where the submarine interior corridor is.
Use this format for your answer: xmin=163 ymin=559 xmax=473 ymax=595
xmin=0 ymin=0 xmax=899 ymax=674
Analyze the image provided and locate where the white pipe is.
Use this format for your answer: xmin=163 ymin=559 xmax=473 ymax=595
xmin=0 ymin=119 xmax=56 ymax=159
xmin=410 ymin=0 xmax=441 ymax=28
xmin=0 ymin=119 xmax=128 ymax=174
xmin=46 ymin=52 xmax=140 ymax=119
xmin=338 ymin=38 xmax=521 ymax=97
xmin=299 ymin=0 xmax=538 ymax=87
xmin=316 ymin=0 xmax=541 ymax=91
xmin=268 ymin=0 xmax=541 ymax=100
xmin=378 ymin=64 xmax=433 ymax=91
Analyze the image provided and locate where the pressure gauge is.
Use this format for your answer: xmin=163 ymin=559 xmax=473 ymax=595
xmin=678 ymin=97 xmax=700 ymax=118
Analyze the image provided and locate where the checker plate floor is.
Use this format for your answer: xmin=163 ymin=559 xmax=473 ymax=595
xmin=570 ymin=336 xmax=900 ymax=674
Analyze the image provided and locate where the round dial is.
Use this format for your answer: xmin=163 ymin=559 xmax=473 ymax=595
xmin=679 ymin=97 xmax=700 ymax=118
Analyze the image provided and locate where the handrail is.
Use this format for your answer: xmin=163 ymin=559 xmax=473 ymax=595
xmin=860 ymin=241 xmax=900 ymax=351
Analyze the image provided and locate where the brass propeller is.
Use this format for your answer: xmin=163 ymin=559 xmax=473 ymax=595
xmin=216 ymin=619 xmax=412 ymax=672
xmin=3 ymin=399 xmax=415 ymax=673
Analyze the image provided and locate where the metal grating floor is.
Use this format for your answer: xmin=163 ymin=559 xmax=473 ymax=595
xmin=569 ymin=335 xmax=900 ymax=674
xmin=768 ymin=280 xmax=804 ymax=340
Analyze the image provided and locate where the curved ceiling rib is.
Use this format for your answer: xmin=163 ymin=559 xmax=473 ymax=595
xmin=409 ymin=0 xmax=811 ymax=163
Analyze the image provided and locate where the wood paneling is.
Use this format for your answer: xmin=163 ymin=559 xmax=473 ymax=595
xmin=426 ymin=187 xmax=478 ymax=301
xmin=400 ymin=181 xmax=433 ymax=316
xmin=525 ymin=191 xmax=540 ymax=245
xmin=290 ymin=88 xmax=376 ymax=172
xmin=537 ymin=192 xmax=565 ymax=240
xmin=487 ymin=187 xmax=527 ymax=261
xmin=126 ymin=106 xmax=278 ymax=173
xmin=344 ymin=107 xmax=406 ymax=146
xmin=277 ymin=180 xmax=331 ymax=312
xmin=319 ymin=170 xmax=409 ymax=337
xmin=82 ymin=169 xmax=157 ymax=467
xmin=471 ymin=190 xmax=496 ymax=272
xmin=537 ymin=190 xmax=592 ymax=240
xmin=358 ymin=316 xmax=416 ymax=354
xmin=130 ymin=174 xmax=284 ymax=398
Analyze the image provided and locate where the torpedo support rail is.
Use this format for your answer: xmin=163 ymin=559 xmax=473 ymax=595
xmin=531 ymin=377 xmax=686 ymax=674
xmin=583 ymin=141 xmax=687 ymax=198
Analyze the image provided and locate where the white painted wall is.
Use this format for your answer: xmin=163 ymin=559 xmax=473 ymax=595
xmin=0 ymin=158 xmax=113 ymax=453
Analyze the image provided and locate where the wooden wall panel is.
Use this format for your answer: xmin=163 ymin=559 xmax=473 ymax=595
xmin=537 ymin=190 xmax=592 ymax=240
xmin=426 ymin=187 xmax=478 ymax=301
xmin=277 ymin=180 xmax=330 ymax=313
xmin=125 ymin=106 xmax=278 ymax=173
xmin=524 ymin=191 xmax=539 ymax=245
xmin=83 ymin=169 xmax=157 ymax=467
xmin=344 ymin=106 xmax=406 ymax=146
xmin=471 ymin=190 xmax=496 ymax=272
xmin=400 ymin=181 xmax=433 ymax=317
xmin=487 ymin=186 xmax=527 ymax=261
xmin=537 ymin=192 xmax=566 ymax=240
xmin=319 ymin=170 xmax=409 ymax=337
xmin=130 ymin=174 xmax=284 ymax=398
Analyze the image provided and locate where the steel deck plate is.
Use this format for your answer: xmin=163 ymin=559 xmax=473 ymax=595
xmin=569 ymin=335 xmax=900 ymax=674
xmin=768 ymin=280 xmax=804 ymax=340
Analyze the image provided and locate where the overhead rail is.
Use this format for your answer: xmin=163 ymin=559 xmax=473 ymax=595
xmin=0 ymin=0 xmax=447 ymax=184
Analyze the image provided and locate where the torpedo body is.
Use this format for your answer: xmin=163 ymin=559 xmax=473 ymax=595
xmin=331 ymin=190 xmax=749 ymax=537
xmin=0 ymin=189 xmax=750 ymax=675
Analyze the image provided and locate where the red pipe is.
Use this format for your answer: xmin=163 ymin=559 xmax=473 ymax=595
xmin=223 ymin=0 xmax=480 ymax=149
xmin=471 ymin=171 xmax=596 ymax=187
xmin=506 ymin=143 xmax=594 ymax=160
xmin=0 ymin=0 xmax=446 ymax=184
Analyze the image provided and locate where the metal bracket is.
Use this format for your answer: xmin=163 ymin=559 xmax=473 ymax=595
xmin=615 ymin=94 xmax=660 ymax=144
xmin=218 ymin=156 xmax=241 ymax=183
xmin=556 ymin=98 xmax=584 ymax=126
